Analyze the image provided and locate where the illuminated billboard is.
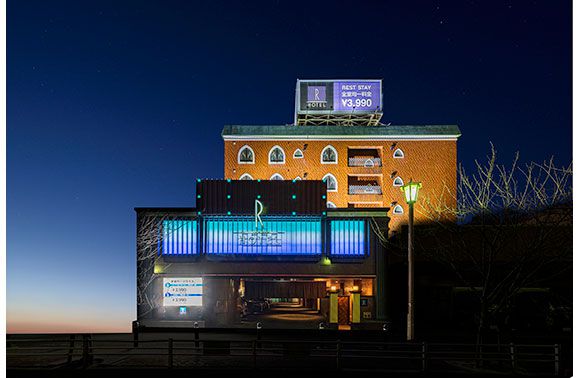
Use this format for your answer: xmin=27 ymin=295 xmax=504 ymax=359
xmin=204 ymin=216 xmax=322 ymax=255
xmin=163 ymin=277 xmax=203 ymax=306
xmin=296 ymin=79 xmax=382 ymax=114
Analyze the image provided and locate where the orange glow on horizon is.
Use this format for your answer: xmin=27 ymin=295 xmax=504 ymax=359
xmin=7 ymin=320 xmax=131 ymax=334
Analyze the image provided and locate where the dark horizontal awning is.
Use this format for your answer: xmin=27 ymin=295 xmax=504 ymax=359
xmin=244 ymin=281 xmax=327 ymax=299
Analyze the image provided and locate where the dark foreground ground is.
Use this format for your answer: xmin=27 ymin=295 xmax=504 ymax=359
xmin=7 ymin=304 xmax=572 ymax=377
xmin=7 ymin=330 xmax=571 ymax=378
xmin=6 ymin=368 xmax=570 ymax=378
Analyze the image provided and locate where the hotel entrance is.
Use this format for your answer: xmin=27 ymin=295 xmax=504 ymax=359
xmin=237 ymin=278 xmax=375 ymax=328
xmin=240 ymin=279 xmax=326 ymax=328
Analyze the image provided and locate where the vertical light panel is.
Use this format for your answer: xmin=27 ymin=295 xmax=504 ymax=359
xmin=330 ymin=219 xmax=367 ymax=257
xmin=161 ymin=220 xmax=198 ymax=255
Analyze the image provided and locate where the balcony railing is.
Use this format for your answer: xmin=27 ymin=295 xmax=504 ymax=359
xmin=349 ymin=185 xmax=382 ymax=195
xmin=348 ymin=157 xmax=382 ymax=167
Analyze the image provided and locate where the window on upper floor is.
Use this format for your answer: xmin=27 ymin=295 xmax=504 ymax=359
xmin=293 ymin=149 xmax=304 ymax=159
xmin=270 ymin=173 xmax=284 ymax=180
xmin=393 ymin=148 xmax=404 ymax=158
xmin=293 ymin=176 xmax=302 ymax=181
xmin=393 ymin=176 xmax=404 ymax=187
xmin=327 ymin=201 xmax=337 ymax=208
xmin=323 ymin=173 xmax=338 ymax=192
xmin=269 ymin=146 xmax=285 ymax=164
xmin=393 ymin=205 xmax=404 ymax=215
xmin=239 ymin=173 xmax=254 ymax=180
xmin=238 ymin=145 xmax=255 ymax=164
xmin=321 ymin=145 xmax=338 ymax=164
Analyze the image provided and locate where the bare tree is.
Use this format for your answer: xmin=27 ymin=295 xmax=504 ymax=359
xmin=417 ymin=144 xmax=572 ymax=343
xmin=136 ymin=212 xmax=187 ymax=318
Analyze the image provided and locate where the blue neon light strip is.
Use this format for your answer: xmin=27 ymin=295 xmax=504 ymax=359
xmin=204 ymin=216 xmax=322 ymax=255
xmin=161 ymin=220 xmax=198 ymax=255
xmin=330 ymin=219 xmax=367 ymax=257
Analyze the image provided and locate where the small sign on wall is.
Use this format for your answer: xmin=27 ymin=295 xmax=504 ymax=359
xmin=163 ymin=277 xmax=203 ymax=307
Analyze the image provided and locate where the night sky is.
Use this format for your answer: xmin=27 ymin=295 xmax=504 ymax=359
xmin=7 ymin=1 xmax=571 ymax=332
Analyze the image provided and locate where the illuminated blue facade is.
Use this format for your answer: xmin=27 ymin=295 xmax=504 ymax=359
xmin=158 ymin=216 xmax=368 ymax=257
xmin=161 ymin=220 xmax=198 ymax=255
xmin=204 ymin=216 xmax=322 ymax=255
xmin=330 ymin=219 xmax=367 ymax=257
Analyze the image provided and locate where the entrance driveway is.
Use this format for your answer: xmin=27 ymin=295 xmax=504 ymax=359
xmin=242 ymin=302 xmax=324 ymax=329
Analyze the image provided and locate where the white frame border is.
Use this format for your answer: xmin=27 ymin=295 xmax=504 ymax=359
xmin=237 ymin=145 xmax=255 ymax=164
xmin=268 ymin=145 xmax=286 ymax=165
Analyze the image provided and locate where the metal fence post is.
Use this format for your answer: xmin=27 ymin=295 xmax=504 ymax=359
xmin=256 ymin=328 xmax=262 ymax=349
xmin=554 ymin=344 xmax=560 ymax=376
xmin=336 ymin=340 xmax=342 ymax=370
xmin=82 ymin=335 xmax=90 ymax=368
xmin=168 ymin=338 xmax=174 ymax=369
xmin=132 ymin=320 xmax=139 ymax=348
xmin=67 ymin=335 xmax=75 ymax=364
xmin=422 ymin=342 xmax=428 ymax=372
xmin=509 ymin=342 xmax=516 ymax=371
xmin=252 ymin=340 xmax=257 ymax=370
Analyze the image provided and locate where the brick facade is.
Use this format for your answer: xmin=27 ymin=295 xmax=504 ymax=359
xmin=223 ymin=138 xmax=457 ymax=233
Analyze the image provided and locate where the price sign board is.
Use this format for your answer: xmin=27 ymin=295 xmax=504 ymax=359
xmin=163 ymin=277 xmax=203 ymax=306
xmin=296 ymin=79 xmax=382 ymax=114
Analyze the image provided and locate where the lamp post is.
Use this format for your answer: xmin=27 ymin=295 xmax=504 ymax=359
xmin=401 ymin=180 xmax=422 ymax=341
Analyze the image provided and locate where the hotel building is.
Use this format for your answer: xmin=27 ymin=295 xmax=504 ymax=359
xmin=134 ymin=79 xmax=461 ymax=330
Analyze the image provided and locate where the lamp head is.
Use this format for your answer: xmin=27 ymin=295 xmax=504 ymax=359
xmin=401 ymin=180 xmax=422 ymax=204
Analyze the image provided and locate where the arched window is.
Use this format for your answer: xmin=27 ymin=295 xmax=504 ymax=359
xmin=269 ymin=145 xmax=285 ymax=164
xmin=393 ymin=148 xmax=404 ymax=158
xmin=327 ymin=201 xmax=337 ymax=208
xmin=293 ymin=176 xmax=302 ymax=181
xmin=293 ymin=149 xmax=304 ymax=159
xmin=322 ymin=173 xmax=338 ymax=192
xmin=238 ymin=145 xmax=255 ymax=164
xmin=393 ymin=205 xmax=404 ymax=215
xmin=239 ymin=173 xmax=253 ymax=180
xmin=321 ymin=145 xmax=338 ymax=164
xmin=270 ymin=173 xmax=284 ymax=181
xmin=393 ymin=176 xmax=404 ymax=187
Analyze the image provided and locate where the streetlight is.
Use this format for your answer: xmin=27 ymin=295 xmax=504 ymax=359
xmin=401 ymin=180 xmax=422 ymax=341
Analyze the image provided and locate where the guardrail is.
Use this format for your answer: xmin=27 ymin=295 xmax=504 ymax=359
xmin=6 ymin=334 xmax=564 ymax=375
xmin=349 ymin=185 xmax=382 ymax=195
xmin=348 ymin=157 xmax=382 ymax=167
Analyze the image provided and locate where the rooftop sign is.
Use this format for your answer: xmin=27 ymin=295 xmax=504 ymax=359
xmin=295 ymin=79 xmax=382 ymax=115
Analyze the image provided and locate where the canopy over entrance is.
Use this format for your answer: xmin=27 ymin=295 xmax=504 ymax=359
xmin=244 ymin=280 xmax=326 ymax=299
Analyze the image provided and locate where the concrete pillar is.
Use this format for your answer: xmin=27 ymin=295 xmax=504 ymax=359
xmin=351 ymin=292 xmax=361 ymax=323
xmin=329 ymin=292 xmax=338 ymax=324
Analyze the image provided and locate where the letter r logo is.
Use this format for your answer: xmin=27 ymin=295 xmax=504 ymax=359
xmin=255 ymin=199 xmax=264 ymax=229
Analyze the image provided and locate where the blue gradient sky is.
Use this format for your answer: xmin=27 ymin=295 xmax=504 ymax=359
xmin=7 ymin=1 xmax=571 ymax=333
